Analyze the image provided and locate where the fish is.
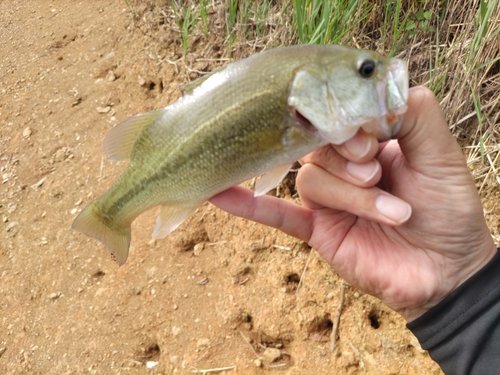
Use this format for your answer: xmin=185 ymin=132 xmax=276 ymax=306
xmin=72 ymin=44 xmax=408 ymax=266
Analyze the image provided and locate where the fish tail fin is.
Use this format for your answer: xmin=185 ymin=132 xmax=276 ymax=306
xmin=72 ymin=201 xmax=131 ymax=266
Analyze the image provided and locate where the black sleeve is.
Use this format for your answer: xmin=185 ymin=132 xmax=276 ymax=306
xmin=407 ymin=249 xmax=500 ymax=375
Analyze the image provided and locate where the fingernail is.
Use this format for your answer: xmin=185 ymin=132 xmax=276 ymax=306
xmin=346 ymin=160 xmax=379 ymax=183
xmin=375 ymin=195 xmax=412 ymax=223
xmin=344 ymin=132 xmax=372 ymax=158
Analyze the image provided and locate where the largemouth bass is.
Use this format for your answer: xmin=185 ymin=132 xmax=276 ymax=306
xmin=73 ymin=45 xmax=408 ymax=265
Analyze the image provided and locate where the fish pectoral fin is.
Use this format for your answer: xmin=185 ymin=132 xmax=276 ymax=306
xmin=152 ymin=204 xmax=199 ymax=239
xmin=103 ymin=110 xmax=162 ymax=161
xmin=254 ymin=163 xmax=293 ymax=197
xmin=72 ymin=202 xmax=131 ymax=266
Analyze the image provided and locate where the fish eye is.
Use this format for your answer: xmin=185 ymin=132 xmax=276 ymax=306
xmin=358 ymin=59 xmax=376 ymax=78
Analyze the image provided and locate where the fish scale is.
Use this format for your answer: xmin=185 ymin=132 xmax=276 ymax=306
xmin=72 ymin=45 xmax=408 ymax=265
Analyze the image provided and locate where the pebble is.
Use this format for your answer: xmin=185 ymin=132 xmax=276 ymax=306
xmin=170 ymin=355 xmax=179 ymax=364
xmin=96 ymin=106 xmax=111 ymax=114
xmin=253 ymin=359 xmax=262 ymax=367
xmin=0 ymin=348 xmax=6 ymax=357
xmin=31 ymin=176 xmax=47 ymax=190
xmin=341 ymin=351 xmax=355 ymax=366
xmin=138 ymin=76 xmax=146 ymax=86
xmin=171 ymin=326 xmax=181 ymax=336
xmin=49 ymin=292 xmax=60 ymax=300
xmin=106 ymin=70 xmax=116 ymax=82
xmin=54 ymin=148 xmax=66 ymax=162
xmin=146 ymin=361 xmax=158 ymax=369
xmin=325 ymin=291 xmax=335 ymax=300
xmin=196 ymin=338 xmax=210 ymax=350
xmin=193 ymin=243 xmax=205 ymax=256
xmin=6 ymin=221 xmax=18 ymax=232
xmin=263 ymin=348 xmax=281 ymax=363
xmin=23 ymin=127 xmax=32 ymax=138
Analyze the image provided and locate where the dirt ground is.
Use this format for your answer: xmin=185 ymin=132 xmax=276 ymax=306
xmin=0 ymin=1 xmax=447 ymax=374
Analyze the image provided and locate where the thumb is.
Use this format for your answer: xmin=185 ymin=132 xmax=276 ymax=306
xmin=396 ymin=86 xmax=464 ymax=174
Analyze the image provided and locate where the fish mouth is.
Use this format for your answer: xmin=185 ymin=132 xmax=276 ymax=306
xmin=362 ymin=58 xmax=409 ymax=141
xmin=292 ymin=107 xmax=317 ymax=133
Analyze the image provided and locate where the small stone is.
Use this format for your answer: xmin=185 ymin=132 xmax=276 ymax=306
xmin=6 ymin=221 xmax=18 ymax=232
xmin=106 ymin=70 xmax=116 ymax=82
xmin=0 ymin=348 xmax=6 ymax=357
xmin=54 ymin=148 xmax=66 ymax=162
xmin=325 ymin=291 xmax=335 ymax=300
xmin=96 ymin=106 xmax=111 ymax=114
xmin=23 ymin=127 xmax=32 ymax=138
xmin=146 ymin=361 xmax=158 ymax=369
xmin=173 ymin=304 xmax=178 ymax=310
xmin=74 ymin=198 xmax=83 ymax=206
xmin=70 ymin=208 xmax=78 ymax=215
xmin=49 ymin=292 xmax=60 ymax=300
xmin=31 ymin=176 xmax=47 ymax=190
xmin=196 ymin=338 xmax=210 ymax=350
xmin=341 ymin=351 xmax=355 ymax=366
xmin=172 ymin=326 xmax=181 ymax=336
xmin=193 ymin=243 xmax=205 ymax=256
xmin=253 ymin=359 xmax=262 ymax=367
xmin=147 ymin=267 xmax=157 ymax=278
xmin=138 ymin=76 xmax=146 ymax=86
xmin=148 ymin=239 xmax=156 ymax=247
xmin=263 ymin=348 xmax=281 ymax=363
xmin=353 ymin=292 xmax=360 ymax=298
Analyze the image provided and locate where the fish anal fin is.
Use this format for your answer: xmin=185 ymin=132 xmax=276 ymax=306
xmin=72 ymin=202 xmax=131 ymax=266
xmin=254 ymin=163 xmax=293 ymax=197
xmin=103 ymin=110 xmax=162 ymax=161
xmin=152 ymin=204 xmax=199 ymax=239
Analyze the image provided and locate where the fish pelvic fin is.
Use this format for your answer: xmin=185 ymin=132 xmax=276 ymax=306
xmin=103 ymin=109 xmax=162 ymax=161
xmin=152 ymin=204 xmax=199 ymax=239
xmin=254 ymin=163 xmax=293 ymax=197
xmin=72 ymin=202 xmax=131 ymax=266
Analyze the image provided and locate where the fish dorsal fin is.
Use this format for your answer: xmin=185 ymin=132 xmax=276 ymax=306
xmin=103 ymin=110 xmax=162 ymax=161
xmin=254 ymin=163 xmax=293 ymax=197
xmin=180 ymin=66 xmax=226 ymax=95
xmin=152 ymin=204 xmax=199 ymax=239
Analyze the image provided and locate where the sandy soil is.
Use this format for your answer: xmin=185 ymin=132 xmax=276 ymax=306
xmin=0 ymin=1 xmax=444 ymax=374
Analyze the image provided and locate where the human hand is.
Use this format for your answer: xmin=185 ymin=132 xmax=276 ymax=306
xmin=210 ymin=87 xmax=497 ymax=322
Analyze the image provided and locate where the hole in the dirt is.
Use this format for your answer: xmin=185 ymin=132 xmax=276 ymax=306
xmin=158 ymin=80 xmax=164 ymax=93
xmin=148 ymin=81 xmax=156 ymax=90
xmin=92 ymin=270 xmax=105 ymax=278
xmin=284 ymin=272 xmax=300 ymax=292
xmin=240 ymin=312 xmax=252 ymax=323
xmin=135 ymin=342 xmax=161 ymax=363
xmin=368 ymin=311 xmax=380 ymax=329
xmin=308 ymin=316 xmax=333 ymax=334
xmin=144 ymin=343 xmax=160 ymax=359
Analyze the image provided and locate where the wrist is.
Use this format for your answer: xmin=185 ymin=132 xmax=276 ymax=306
xmin=401 ymin=242 xmax=498 ymax=323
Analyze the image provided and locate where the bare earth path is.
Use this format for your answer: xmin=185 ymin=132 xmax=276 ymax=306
xmin=0 ymin=1 xmax=443 ymax=374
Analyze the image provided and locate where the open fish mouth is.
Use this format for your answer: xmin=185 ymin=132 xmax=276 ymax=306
xmin=362 ymin=58 xmax=409 ymax=141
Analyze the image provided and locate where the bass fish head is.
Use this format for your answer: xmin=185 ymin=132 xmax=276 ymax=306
xmin=288 ymin=48 xmax=408 ymax=144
